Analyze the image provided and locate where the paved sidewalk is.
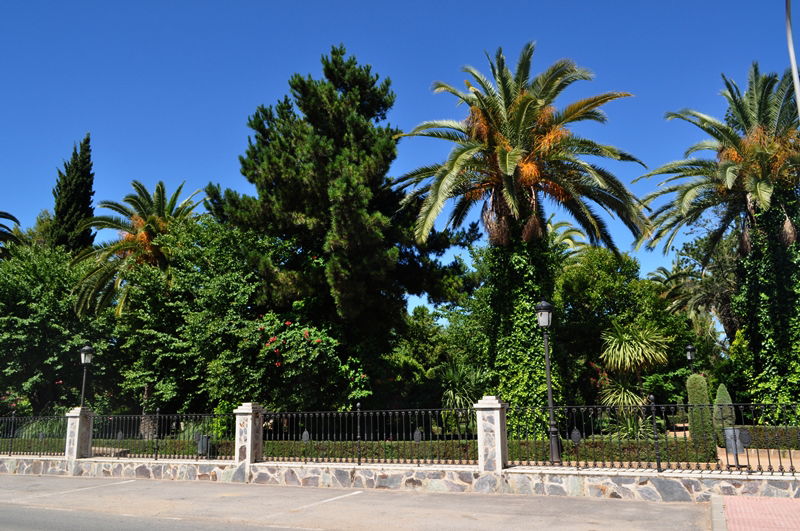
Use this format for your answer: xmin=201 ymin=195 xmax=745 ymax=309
xmin=724 ymin=497 xmax=800 ymax=530
xmin=0 ymin=475 xmax=711 ymax=530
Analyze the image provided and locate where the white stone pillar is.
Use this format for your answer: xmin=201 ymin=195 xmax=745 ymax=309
xmin=233 ymin=402 xmax=264 ymax=464
xmin=65 ymin=407 xmax=93 ymax=460
xmin=473 ymin=396 xmax=508 ymax=472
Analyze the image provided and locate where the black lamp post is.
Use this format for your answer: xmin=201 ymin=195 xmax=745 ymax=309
xmin=686 ymin=344 xmax=696 ymax=372
xmin=79 ymin=345 xmax=94 ymax=408
xmin=535 ymin=299 xmax=561 ymax=465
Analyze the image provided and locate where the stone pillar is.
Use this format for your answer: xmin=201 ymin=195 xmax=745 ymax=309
xmin=65 ymin=407 xmax=93 ymax=460
xmin=233 ymin=402 xmax=264 ymax=464
xmin=473 ymin=396 xmax=508 ymax=472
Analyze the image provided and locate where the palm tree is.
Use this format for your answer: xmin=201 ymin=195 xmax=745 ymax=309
xmin=648 ymin=245 xmax=739 ymax=344
xmin=396 ymin=42 xmax=647 ymax=250
xmin=548 ymin=216 xmax=588 ymax=261
xmin=638 ymin=64 xmax=800 ymax=262
xmin=0 ymin=211 xmax=19 ymax=259
xmin=599 ymin=321 xmax=670 ymax=408
xmin=74 ymin=180 xmax=201 ymax=315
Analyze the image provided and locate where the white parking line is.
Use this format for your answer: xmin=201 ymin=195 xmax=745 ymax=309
xmin=291 ymin=490 xmax=363 ymax=512
xmin=13 ymin=479 xmax=136 ymax=501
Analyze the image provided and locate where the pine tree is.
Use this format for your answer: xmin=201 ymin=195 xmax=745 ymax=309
xmin=49 ymin=134 xmax=95 ymax=252
xmin=206 ymin=46 xmax=476 ymax=368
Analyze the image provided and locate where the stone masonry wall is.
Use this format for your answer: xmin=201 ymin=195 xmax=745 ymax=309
xmin=247 ymin=463 xmax=800 ymax=502
xmin=3 ymin=457 xmax=800 ymax=502
xmin=0 ymin=457 xmax=244 ymax=483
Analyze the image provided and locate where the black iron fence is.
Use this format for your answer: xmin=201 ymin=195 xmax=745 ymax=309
xmin=91 ymin=412 xmax=235 ymax=460
xmin=262 ymin=407 xmax=477 ymax=465
xmin=0 ymin=414 xmax=68 ymax=457
xmin=4 ymin=402 xmax=800 ymax=474
xmin=508 ymin=402 xmax=800 ymax=474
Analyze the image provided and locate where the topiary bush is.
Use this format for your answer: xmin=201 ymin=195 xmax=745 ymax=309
xmin=687 ymin=374 xmax=715 ymax=458
xmin=713 ymin=384 xmax=735 ymax=444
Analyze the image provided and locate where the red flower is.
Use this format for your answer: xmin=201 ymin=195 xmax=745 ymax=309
xmin=258 ymin=327 xmax=264 ymax=331
xmin=315 ymin=339 xmax=322 ymax=344
xmin=275 ymin=361 xmax=282 ymax=367
xmin=55 ymin=380 xmax=63 ymax=385
xmin=274 ymin=348 xmax=280 ymax=354
xmin=268 ymin=336 xmax=277 ymax=343
xmin=285 ymin=321 xmax=292 ymax=326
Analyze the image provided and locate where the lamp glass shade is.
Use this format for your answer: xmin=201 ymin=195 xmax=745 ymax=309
xmin=686 ymin=345 xmax=695 ymax=361
xmin=80 ymin=346 xmax=94 ymax=365
xmin=535 ymin=300 xmax=553 ymax=328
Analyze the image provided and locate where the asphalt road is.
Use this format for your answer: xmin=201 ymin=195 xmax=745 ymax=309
xmin=0 ymin=475 xmax=711 ymax=530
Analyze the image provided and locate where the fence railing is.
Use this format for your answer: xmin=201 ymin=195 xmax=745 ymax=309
xmin=3 ymin=400 xmax=800 ymax=475
xmin=0 ymin=414 xmax=68 ymax=457
xmin=507 ymin=402 xmax=800 ymax=474
xmin=262 ymin=407 xmax=477 ymax=465
xmin=91 ymin=412 xmax=235 ymax=460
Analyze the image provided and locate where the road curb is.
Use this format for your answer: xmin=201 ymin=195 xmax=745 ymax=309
xmin=711 ymin=495 xmax=727 ymax=531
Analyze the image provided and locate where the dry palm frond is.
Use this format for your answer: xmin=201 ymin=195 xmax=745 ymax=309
xmin=467 ymin=106 xmax=489 ymax=142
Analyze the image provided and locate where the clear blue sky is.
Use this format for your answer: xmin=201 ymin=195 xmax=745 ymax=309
xmin=0 ymin=1 xmax=793 ymax=278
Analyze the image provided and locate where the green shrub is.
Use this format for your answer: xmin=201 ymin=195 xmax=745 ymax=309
xmin=713 ymin=384 xmax=735 ymax=444
xmin=668 ymin=401 xmax=688 ymax=426
xmin=738 ymin=425 xmax=800 ymax=450
xmin=687 ymin=374 xmax=715 ymax=457
xmin=507 ymin=437 xmax=708 ymax=465
xmin=261 ymin=439 xmax=478 ymax=464
xmin=91 ymin=438 xmax=235 ymax=459
xmin=3 ymin=438 xmax=64 ymax=455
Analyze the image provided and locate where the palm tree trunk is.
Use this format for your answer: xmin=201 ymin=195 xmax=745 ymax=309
xmin=786 ymin=0 xmax=800 ymax=120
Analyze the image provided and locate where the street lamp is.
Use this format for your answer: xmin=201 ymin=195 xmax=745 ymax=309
xmin=686 ymin=344 xmax=696 ymax=372
xmin=79 ymin=345 xmax=94 ymax=408
xmin=535 ymin=299 xmax=561 ymax=465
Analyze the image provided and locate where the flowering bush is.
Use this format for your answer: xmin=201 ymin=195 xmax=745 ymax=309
xmin=203 ymin=312 xmax=371 ymax=411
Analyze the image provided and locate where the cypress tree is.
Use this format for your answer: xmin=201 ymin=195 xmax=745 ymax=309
xmin=49 ymin=134 xmax=95 ymax=252
xmin=686 ymin=374 xmax=715 ymax=457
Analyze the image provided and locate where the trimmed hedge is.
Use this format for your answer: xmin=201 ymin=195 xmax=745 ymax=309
xmin=713 ymin=384 xmax=735 ymax=443
xmin=687 ymin=374 xmax=715 ymax=454
xmin=262 ymin=439 xmax=478 ymax=463
xmin=508 ymin=437 xmax=716 ymax=464
xmin=0 ymin=437 xmax=64 ymax=455
xmin=91 ymin=438 xmax=234 ymax=459
xmin=741 ymin=425 xmax=800 ymax=450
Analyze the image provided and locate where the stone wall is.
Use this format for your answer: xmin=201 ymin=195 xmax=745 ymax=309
xmin=0 ymin=457 xmax=244 ymax=483
xmin=247 ymin=463 xmax=800 ymax=502
xmin=3 ymin=456 xmax=800 ymax=502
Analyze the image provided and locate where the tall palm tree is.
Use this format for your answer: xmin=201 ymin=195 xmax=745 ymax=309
xmin=0 ymin=211 xmax=20 ymax=259
xmin=74 ymin=180 xmax=201 ymax=315
xmin=638 ymin=64 xmax=800 ymax=262
xmin=396 ymin=42 xmax=647 ymax=250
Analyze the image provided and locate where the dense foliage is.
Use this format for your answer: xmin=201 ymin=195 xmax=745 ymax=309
xmin=0 ymin=244 xmax=106 ymax=414
xmin=642 ymin=64 xmax=800 ymax=404
xmin=3 ymin=47 xmax=800 ymax=419
xmin=554 ymin=247 xmax=701 ymax=405
xmin=205 ymin=46 xmax=476 ymax=379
